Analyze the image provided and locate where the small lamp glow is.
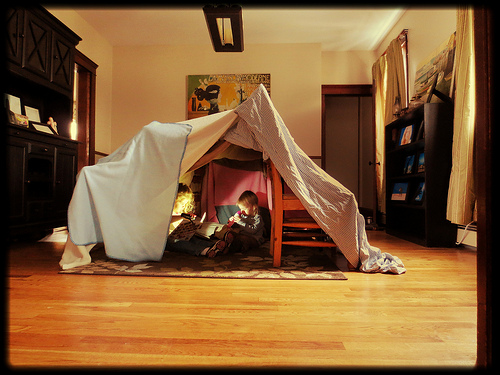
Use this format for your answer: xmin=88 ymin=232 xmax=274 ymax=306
xmin=216 ymin=17 xmax=233 ymax=46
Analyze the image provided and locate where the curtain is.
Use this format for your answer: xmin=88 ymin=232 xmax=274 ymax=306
xmin=447 ymin=7 xmax=476 ymax=225
xmin=372 ymin=55 xmax=387 ymax=213
xmin=385 ymin=38 xmax=408 ymax=123
xmin=372 ymin=36 xmax=407 ymax=215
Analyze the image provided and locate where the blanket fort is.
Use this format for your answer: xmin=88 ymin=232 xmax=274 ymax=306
xmin=60 ymin=85 xmax=405 ymax=274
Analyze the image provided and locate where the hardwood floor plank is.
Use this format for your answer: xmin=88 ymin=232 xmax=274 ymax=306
xmin=7 ymin=231 xmax=477 ymax=368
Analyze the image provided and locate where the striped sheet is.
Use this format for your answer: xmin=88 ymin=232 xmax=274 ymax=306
xmin=229 ymin=86 xmax=405 ymax=274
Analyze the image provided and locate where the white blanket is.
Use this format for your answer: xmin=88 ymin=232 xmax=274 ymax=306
xmin=60 ymin=85 xmax=405 ymax=274
xmin=61 ymin=111 xmax=238 ymax=269
xmin=65 ymin=122 xmax=191 ymax=263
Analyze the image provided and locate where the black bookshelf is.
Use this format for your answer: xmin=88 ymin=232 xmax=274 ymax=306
xmin=385 ymin=103 xmax=456 ymax=246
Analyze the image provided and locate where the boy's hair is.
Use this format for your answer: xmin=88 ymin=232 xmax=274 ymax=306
xmin=176 ymin=183 xmax=194 ymax=213
xmin=237 ymin=190 xmax=259 ymax=214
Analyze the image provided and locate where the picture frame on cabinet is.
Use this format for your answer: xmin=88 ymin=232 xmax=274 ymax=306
xmin=30 ymin=121 xmax=57 ymax=135
xmin=4 ymin=93 xmax=22 ymax=114
xmin=4 ymin=94 xmax=29 ymax=126
xmin=24 ymin=105 xmax=41 ymax=122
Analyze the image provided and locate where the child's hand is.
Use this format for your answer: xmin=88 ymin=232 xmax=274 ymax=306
xmin=228 ymin=213 xmax=241 ymax=224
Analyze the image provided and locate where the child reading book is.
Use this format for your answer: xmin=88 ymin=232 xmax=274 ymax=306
xmin=166 ymin=183 xmax=227 ymax=257
xmin=226 ymin=190 xmax=265 ymax=253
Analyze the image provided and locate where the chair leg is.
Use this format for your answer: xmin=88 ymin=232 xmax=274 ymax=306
xmin=270 ymin=207 xmax=282 ymax=267
xmin=269 ymin=160 xmax=283 ymax=267
xmin=272 ymin=208 xmax=283 ymax=267
xmin=270 ymin=218 xmax=275 ymax=256
xmin=273 ymin=235 xmax=282 ymax=267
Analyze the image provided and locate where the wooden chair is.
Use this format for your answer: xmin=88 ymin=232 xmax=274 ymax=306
xmin=269 ymin=160 xmax=337 ymax=267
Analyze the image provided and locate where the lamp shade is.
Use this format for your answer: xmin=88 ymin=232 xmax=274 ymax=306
xmin=203 ymin=5 xmax=244 ymax=52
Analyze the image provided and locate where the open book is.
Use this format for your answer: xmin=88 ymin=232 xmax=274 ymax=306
xmin=168 ymin=212 xmax=207 ymax=242
xmin=168 ymin=213 xmax=226 ymax=242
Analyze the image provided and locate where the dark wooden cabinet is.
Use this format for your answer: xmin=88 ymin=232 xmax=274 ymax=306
xmin=5 ymin=6 xmax=81 ymax=238
xmin=6 ymin=137 xmax=28 ymax=225
xmin=385 ymin=103 xmax=457 ymax=247
xmin=7 ymin=126 xmax=78 ymax=237
xmin=51 ymin=31 xmax=76 ymax=90
xmin=6 ymin=8 xmax=24 ymax=65
xmin=6 ymin=6 xmax=81 ymax=96
xmin=54 ymin=145 xmax=78 ymax=216
xmin=23 ymin=10 xmax=52 ymax=81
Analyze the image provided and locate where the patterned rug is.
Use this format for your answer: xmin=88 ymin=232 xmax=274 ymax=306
xmin=60 ymin=244 xmax=346 ymax=280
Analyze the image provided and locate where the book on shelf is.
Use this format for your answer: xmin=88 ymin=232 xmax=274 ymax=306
xmin=417 ymin=152 xmax=425 ymax=172
xmin=391 ymin=182 xmax=408 ymax=201
xmin=404 ymin=154 xmax=415 ymax=174
xmin=414 ymin=182 xmax=425 ymax=202
xmin=398 ymin=124 xmax=414 ymax=146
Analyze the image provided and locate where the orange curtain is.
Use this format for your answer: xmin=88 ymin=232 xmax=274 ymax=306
xmin=447 ymin=6 xmax=476 ymax=225
xmin=372 ymin=55 xmax=387 ymax=214
xmin=372 ymin=36 xmax=407 ymax=215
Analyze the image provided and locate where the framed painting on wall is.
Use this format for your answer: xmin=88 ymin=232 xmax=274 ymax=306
xmin=414 ymin=32 xmax=456 ymax=103
xmin=187 ymin=74 xmax=270 ymax=119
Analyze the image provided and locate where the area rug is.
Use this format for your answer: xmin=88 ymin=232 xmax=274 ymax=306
xmin=59 ymin=244 xmax=346 ymax=280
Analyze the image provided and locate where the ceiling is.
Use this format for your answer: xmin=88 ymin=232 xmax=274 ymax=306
xmin=71 ymin=6 xmax=405 ymax=51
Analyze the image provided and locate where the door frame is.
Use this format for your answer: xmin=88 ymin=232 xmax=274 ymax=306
xmin=321 ymin=84 xmax=375 ymax=222
xmin=74 ymin=50 xmax=97 ymax=171
xmin=474 ymin=7 xmax=492 ymax=368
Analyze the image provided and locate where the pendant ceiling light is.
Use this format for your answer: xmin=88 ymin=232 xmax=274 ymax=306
xmin=203 ymin=4 xmax=244 ymax=52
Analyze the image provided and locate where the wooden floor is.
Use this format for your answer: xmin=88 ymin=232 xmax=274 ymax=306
xmin=7 ymin=230 xmax=477 ymax=369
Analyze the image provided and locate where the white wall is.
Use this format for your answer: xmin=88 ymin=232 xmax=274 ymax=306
xmin=322 ymin=50 xmax=377 ymax=84
xmin=111 ymin=43 xmax=322 ymax=155
xmin=321 ymin=8 xmax=457 ymax=90
xmin=47 ymin=7 xmax=457 ymax=157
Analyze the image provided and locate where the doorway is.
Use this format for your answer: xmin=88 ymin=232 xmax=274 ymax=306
xmin=321 ymin=84 xmax=377 ymax=225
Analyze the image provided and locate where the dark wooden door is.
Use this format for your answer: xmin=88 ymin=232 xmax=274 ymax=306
xmin=322 ymin=85 xmax=375 ymax=224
